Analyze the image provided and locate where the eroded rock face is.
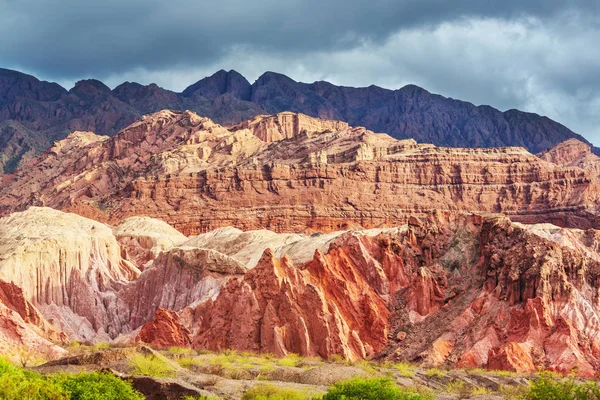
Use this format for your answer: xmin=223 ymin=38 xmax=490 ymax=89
xmin=0 ymin=280 xmax=67 ymax=360
xmin=114 ymin=216 xmax=188 ymax=270
xmin=0 ymin=207 xmax=140 ymax=341
xmin=538 ymin=138 xmax=600 ymax=178
xmin=2 ymin=110 xmax=599 ymax=234
xmin=136 ymin=308 xmax=191 ymax=349
xmin=2 ymin=206 xmax=600 ymax=375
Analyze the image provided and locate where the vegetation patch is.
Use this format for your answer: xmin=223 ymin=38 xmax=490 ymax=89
xmin=128 ymin=354 xmax=176 ymax=378
xmin=242 ymin=384 xmax=310 ymax=400
xmin=0 ymin=357 xmax=143 ymax=400
xmin=522 ymin=373 xmax=600 ymax=400
xmin=320 ymin=377 xmax=432 ymax=400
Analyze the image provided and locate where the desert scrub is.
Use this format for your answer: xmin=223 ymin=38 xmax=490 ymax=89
xmin=522 ymin=373 xmax=600 ymax=400
xmin=242 ymin=384 xmax=309 ymax=400
xmin=177 ymin=356 xmax=200 ymax=369
xmin=320 ymin=377 xmax=432 ymax=400
xmin=128 ymin=354 xmax=176 ymax=377
xmin=167 ymin=346 xmax=195 ymax=355
xmin=277 ymin=353 xmax=303 ymax=368
xmin=53 ymin=371 xmax=144 ymax=400
xmin=391 ymin=362 xmax=415 ymax=378
xmin=424 ymin=367 xmax=447 ymax=378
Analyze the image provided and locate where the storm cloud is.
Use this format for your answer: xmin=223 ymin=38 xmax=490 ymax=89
xmin=1 ymin=0 xmax=599 ymax=143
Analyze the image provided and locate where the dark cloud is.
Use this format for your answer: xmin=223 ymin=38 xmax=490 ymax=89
xmin=1 ymin=0 xmax=597 ymax=78
xmin=0 ymin=0 xmax=599 ymax=143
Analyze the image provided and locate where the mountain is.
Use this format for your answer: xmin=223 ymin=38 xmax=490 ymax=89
xmin=0 ymin=67 xmax=592 ymax=173
xmin=1 ymin=110 xmax=599 ymax=234
xmin=2 ymin=110 xmax=600 ymax=377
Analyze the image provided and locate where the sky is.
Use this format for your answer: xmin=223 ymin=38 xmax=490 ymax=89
xmin=1 ymin=0 xmax=599 ymax=144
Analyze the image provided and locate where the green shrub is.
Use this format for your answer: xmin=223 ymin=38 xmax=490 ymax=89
xmin=0 ymin=357 xmax=67 ymax=399
xmin=242 ymin=384 xmax=309 ymax=400
xmin=523 ymin=373 xmax=600 ymax=400
xmin=0 ymin=357 xmax=143 ymax=400
xmin=53 ymin=372 xmax=143 ymax=400
xmin=321 ymin=377 xmax=429 ymax=400
xmin=128 ymin=354 xmax=176 ymax=377
xmin=177 ymin=356 xmax=199 ymax=369
xmin=277 ymin=354 xmax=302 ymax=368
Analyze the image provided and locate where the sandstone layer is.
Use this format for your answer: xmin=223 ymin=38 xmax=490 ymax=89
xmin=1 ymin=110 xmax=599 ymax=234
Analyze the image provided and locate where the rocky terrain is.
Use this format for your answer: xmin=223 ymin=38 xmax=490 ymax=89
xmin=1 ymin=106 xmax=600 ymax=398
xmin=2 ymin=205 xmax=600 ymax=381
xmin=0 ymin=67 xmax=592 ymax=173
xmin=1 ymin=110 xmax=599 ymax=234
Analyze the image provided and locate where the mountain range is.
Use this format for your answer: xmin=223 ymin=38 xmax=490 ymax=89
xmin=0 ymin=67 xmax=592 ymax=174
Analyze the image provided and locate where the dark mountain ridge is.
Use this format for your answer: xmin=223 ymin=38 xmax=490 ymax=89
xmin=0 ymin=67 xmax=592 ymax=173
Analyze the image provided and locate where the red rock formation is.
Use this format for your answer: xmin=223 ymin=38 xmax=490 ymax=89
xmin=191 ymin=242 xmax=391 ymax=360
xmin=178 ymin=214 xmax=600 ymax=375
xmin=136 ymin=308 xmax=191 ymax=348
xmin=538 ymin=138 xmax=600 ymax=178
xmin=2 ymin=206 xmax=600 ymax=375
xmin=1 ymin=110 xmax=599 ymax=234
xmin=0 ymin=280 xmax=67 ymax=359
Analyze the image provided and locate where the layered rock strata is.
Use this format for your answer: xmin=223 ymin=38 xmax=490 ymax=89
xmin=1 ymin=110 xmax=599 ymax=234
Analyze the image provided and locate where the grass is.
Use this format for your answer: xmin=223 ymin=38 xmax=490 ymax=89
xmin=242 ymin=384 xmax=310 ymax=400
xmin=128 ymin=354 xmax=176 ymax=378
xmin=471 ymin=386 xmax=491 ymax=395
xmin=277 ymin=353 xmax=303 ymax=368
xmin=177 ymin=356 xmax=199 ymax=369
xmin=175 ymin=351 xmax=285 ymax=380
xmin=424 ymin=367 xmax=447 ymax=378
xmin=390 ymin=362 xmax=416 ymax=378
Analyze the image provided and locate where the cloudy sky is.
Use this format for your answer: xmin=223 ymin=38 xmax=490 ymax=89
xmin=2 ymin=0 xmax=599 ymax=143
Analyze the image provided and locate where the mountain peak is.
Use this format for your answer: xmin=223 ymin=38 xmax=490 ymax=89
xmin=70 ymin=79 xmax=112 ymax=99
xmin=254 ymin=71 xmax=296 ymax=86
xmin=0 ymin=68 xmax=66 ymax=102
xmin=181 ymin=69 xmax=251 ymax=101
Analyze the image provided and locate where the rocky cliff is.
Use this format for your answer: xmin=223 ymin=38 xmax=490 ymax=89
xmin=1 ymin=110 xmax=599 ymax=234
xmin=3 ymin=207 xmax=600 ymax=376
xmin=0 ymin=68 xmax=591 ymax=173
xmin=538 ymin=138 xmax=600 ymax=178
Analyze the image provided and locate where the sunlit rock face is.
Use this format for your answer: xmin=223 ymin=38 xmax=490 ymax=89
xmin=0 ymin=207 xmax=140 ymax=341
xmin=1 ymin=110 xmax=600 ymax=235
xmin=538 ymin=138 xmax=600 ymax=178
xmin=2 ymin=206 xmax=600 ymax=375
xmin=1 ymin=111 xmax=600 ymax=375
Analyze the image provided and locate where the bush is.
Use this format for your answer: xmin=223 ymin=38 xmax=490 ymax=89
xmin=0 ymin=357 xmax=67 ymax=399
xmin=0 ymin=358 xmax=143 ymax=400
xmin=321 ymin=377 xmax=429 ymax=400
xmin=242 ymin=384 xmax=308 ymax=400
xmin=128 ymin=354 xmax=176 ymax=378
xmin=523 ymin=373 xmax=600 ymax=400
xmin=53 ymin=372 xmax=143 ymax=400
